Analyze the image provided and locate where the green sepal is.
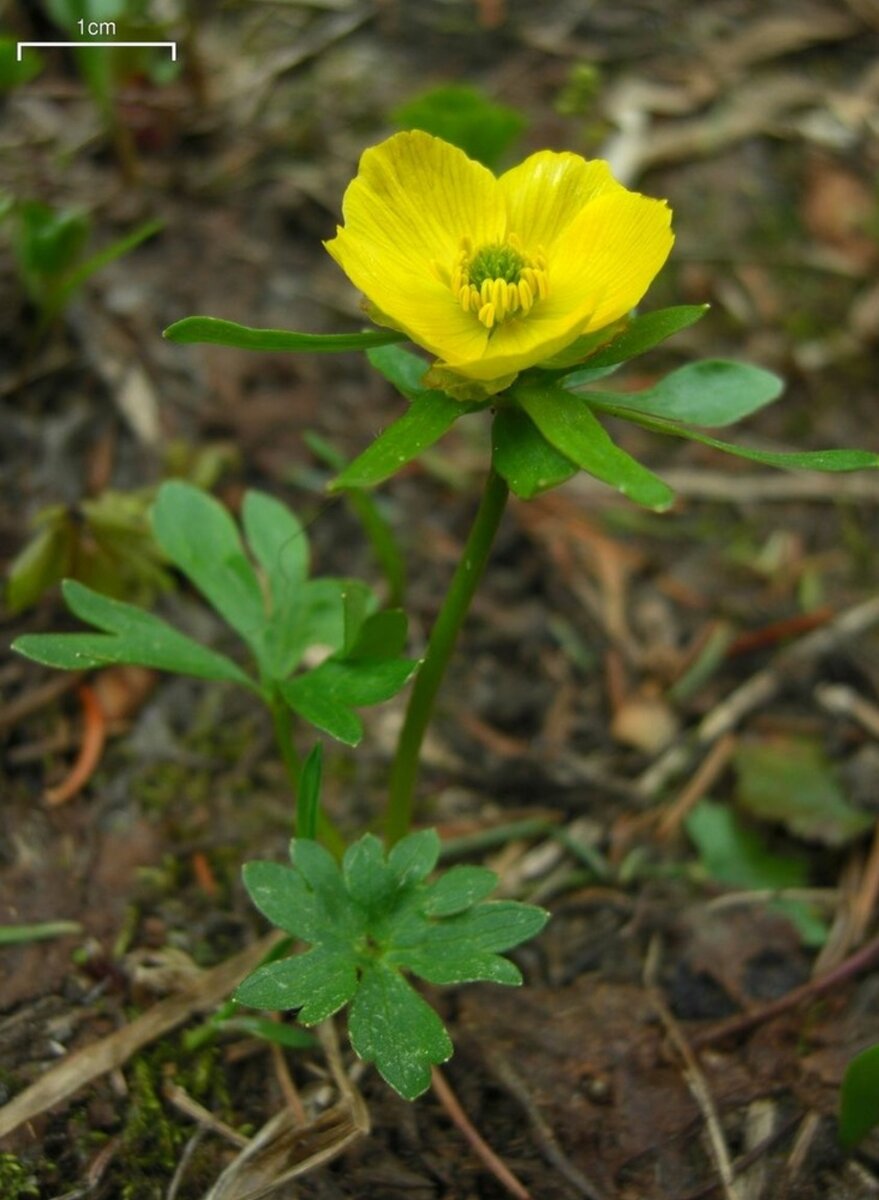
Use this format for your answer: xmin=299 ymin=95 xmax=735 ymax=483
xmin=512 ymin=378 xmax=675 ymax=510
xmin=492 ymin=406 xmax=577 ymax=498
xmin=163 ymin=316 xmax=406 ymax=354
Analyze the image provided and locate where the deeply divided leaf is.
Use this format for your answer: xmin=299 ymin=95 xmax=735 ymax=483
xmin=348 ymin=961 xmax=453 ymax=1099
xmin=237 ymin=830 xmax=548 ymax=1099
xmin=13 ymin=580 xmax=254 ymax=688
xmin=152 ymin=482 xmax=267 ymax=662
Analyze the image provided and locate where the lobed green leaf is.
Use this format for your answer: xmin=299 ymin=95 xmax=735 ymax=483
xmin=421 ymin=865 xmax=498 ymax=916
xmin=242 ymin=490 xmax=309 ymax=678
xmin=13 ymin=580 xmax=254 ymax=688
xmin=152 ymin=482 xmax=267 ymax=664
xmin=241 ymin=861 xmax=323 ymax=941
xmin=348 ymin=961 xmax=453 ymax=1099
xmin=280 ymin=656 xmax=418 ymax=746
xmin=387 ymin=828 xmax=441 ymax=887
xmin=235 ymin=947 xmax=357 ymax=1025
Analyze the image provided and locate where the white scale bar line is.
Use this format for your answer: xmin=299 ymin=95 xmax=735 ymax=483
xmin=17 ymin=41 xmax=177 ymax=61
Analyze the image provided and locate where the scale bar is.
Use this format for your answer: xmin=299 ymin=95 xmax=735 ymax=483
xmin=17 ymin=41 xmax=177 ymax=61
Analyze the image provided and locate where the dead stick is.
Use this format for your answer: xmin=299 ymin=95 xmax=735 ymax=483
xmin=431 ymin=1066 xmax=532 ymax=1200
xmin=692 ymin=930 xmax=879 ymax=1049
xmin=0 ymin=932 xmax=283 ymax=1140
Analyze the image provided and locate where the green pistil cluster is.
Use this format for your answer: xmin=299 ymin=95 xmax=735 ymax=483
xmin=468 ymin=242 xmax=526 ymax=288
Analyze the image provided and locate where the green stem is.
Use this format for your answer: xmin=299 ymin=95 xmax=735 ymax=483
xmin=270 ymin=701 xmax=345 ymax=856
xmin=271 ymin=700 xmax=302 ymax=790
xmin=386 ymin=466 xmax=509 ymax=843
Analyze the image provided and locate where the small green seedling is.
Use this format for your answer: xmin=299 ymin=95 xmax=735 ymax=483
xmin=840 ymin=1042 xmax=879 ymax=1149
xmin=2 ymin=197 xmax=161 ymax=333
xmin=237 ymin=827 xmax=548 ymax=1098
xmin=0 ymin=37 xmax=44 ymax=89
xmin=392 ymin=83 xmax=527 ymax=170
xmin=13 ymin=482 xmax=419 ymax=754
xmin=6 ymin=487 xmax=171 ymax=615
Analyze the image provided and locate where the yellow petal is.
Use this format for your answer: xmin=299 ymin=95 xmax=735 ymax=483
xmin=324 ymin=132 xmax=502 ymax=321
xmin=550 ymin=189 xmax=674 ymax=333
xmin=436 ymin=191 xmax=672 ymax=382
xmin=499 ymin=152 xmax=625 ymax=248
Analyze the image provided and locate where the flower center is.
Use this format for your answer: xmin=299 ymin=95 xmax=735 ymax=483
xmin=450 ymin=235 xmax=549 ymax=330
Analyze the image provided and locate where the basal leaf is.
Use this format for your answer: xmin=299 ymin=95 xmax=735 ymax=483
xmin=514 ymin=379 xmax=675 ymax=510
xmin=241 ymin=861 xmax=322 ymax=941
xmin=235 ymin=947 xmax=357 ymax=1024
xmin=492 ymin=406 xmax=577 ymax=498
xmin=343 ymin=834 xmax=397 ymax=911
xmin=398 ymin=945 xmax=522 ymax=986
xmin=421 ymin=865 xmax=498 ymax=916
xmin=330 ymin=394 xmax=468 ymax=491
xmin=152 ymin=482 xmax=267 ymax=661
xmin=348 ymin=961 xmax=453 ymax=1099
xmin=415 ymin=900 xmax=549 ymax=957
xmin=735 ymin=737 xmax=872 ymax=846
xmin=164 ymin=316 xmax=405 ymax=354
xmin=238 ymin=830 xmax=548 ymax=1101
xmin=387 ymin=829 xmax=441 ymax=887
xmin=840 ymin=1043 xmax=879 ymax=1148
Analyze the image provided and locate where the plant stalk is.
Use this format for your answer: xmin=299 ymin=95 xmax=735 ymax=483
xmin=271 ymin=701 xmax=344 ymax=856
xmin=386 ymin=465 xmax=509 ymax=843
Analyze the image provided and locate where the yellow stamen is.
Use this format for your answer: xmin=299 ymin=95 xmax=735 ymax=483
xmin=449 ymin=234 xmax=549 ymax=330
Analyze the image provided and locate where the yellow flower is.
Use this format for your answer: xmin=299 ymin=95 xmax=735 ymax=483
xmin=325 ymin=131 xmax=674 ymax=389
